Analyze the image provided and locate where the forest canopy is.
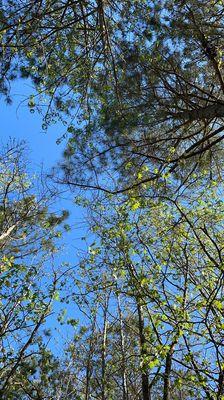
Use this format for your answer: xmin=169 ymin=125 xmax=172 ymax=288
xmin=0 ymin=1 xmax=224 ymax=399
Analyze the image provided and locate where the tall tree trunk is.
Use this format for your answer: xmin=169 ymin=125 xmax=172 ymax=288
xmin=101 ymin=294 xmax=109 ymax=400
xmin=137 ymin=302 xmax=151 ymax=400
xmin=163 ymin=347 xmax=174 ymax=400
xmin=217 ymin=370 xmax=224 ymax=400
xmin=117 ymin=294 xmax=129 ymax=400
xmin=85 ymin=314 xmax=97 ymax=400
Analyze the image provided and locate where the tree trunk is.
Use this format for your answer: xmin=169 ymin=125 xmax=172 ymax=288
xmin=101 ymin=294 xmax=109 ymax=400
xmin=163 ymin=348 xmax=173 ymax=400
xmin=117 ymin=294 xmax=129 ymax=400
xmin=137 ymin=302 xmax=151 ymax=400
xmin=85 ymin=315 xmax=96 ymax=400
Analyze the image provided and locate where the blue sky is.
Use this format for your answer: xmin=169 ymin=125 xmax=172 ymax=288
xmin=0 ymin=81 xmax=64 ymax=168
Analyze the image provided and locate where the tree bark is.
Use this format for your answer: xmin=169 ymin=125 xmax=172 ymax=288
xmin=137 ymin=302 xmax=151 ymax=400
xmin=117 ymin=294 xmax=129 ymax=400
xmin=163 ymin=347 xmax=174 ymax=400
xmin=101 ymin=294 xmax=109 ymax=400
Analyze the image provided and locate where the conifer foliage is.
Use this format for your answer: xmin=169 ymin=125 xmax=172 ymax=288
xmin=0 ymin=1 xmax=224 ymax=399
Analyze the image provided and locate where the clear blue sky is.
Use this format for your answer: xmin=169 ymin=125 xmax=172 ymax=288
xmin=0 ymin=81 xmax=65 ymax=167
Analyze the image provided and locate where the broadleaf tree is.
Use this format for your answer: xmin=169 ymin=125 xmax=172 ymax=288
xmin=66 ymin=180 xmax=224 ymax=400
xmin=0 ymin=1 xmax=223 ymax=399
xmin=0 ymin=141 xmax=69 ymax=399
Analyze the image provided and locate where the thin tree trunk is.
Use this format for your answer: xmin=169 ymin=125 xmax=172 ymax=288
xmin=217 ymin=370 xmax=224 ymax=400
xmin=137 ymin=302 xmax=151 ymax=400
xmin=85 ymin=314 xmax=97 ymax=400
xmin=0 ymin=223 xmax=17 ymax=241
xmin=163 ymin=346 xmax=174 ymax=400
xmin=101 ymin=294 xmax=109 ymax=400
xmin=117 ymin=294 xmax=129 ymax=400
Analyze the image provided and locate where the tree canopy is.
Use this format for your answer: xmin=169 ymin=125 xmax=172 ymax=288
xmin=1 ymin=0 xmax=224 ymax=192
xmin=0 ymin=1 xmax=224 ymax=399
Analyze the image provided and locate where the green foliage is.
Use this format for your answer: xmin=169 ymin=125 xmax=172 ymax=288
xmin=0 ymin=142 xmax=68 ymax=397
xmin=1 ymin=1 xmax=224 ymax=193
xmin=0 ymin=2 xmax=224 ymax=399
xmin=70 ymin=181 xmax=224 ymax=399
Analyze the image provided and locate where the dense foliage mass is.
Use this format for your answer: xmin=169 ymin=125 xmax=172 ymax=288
xmin=1 ymin=0 xmax=224 ymax=192
xmin=0 ymin=1 xmax=224 ymax=399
